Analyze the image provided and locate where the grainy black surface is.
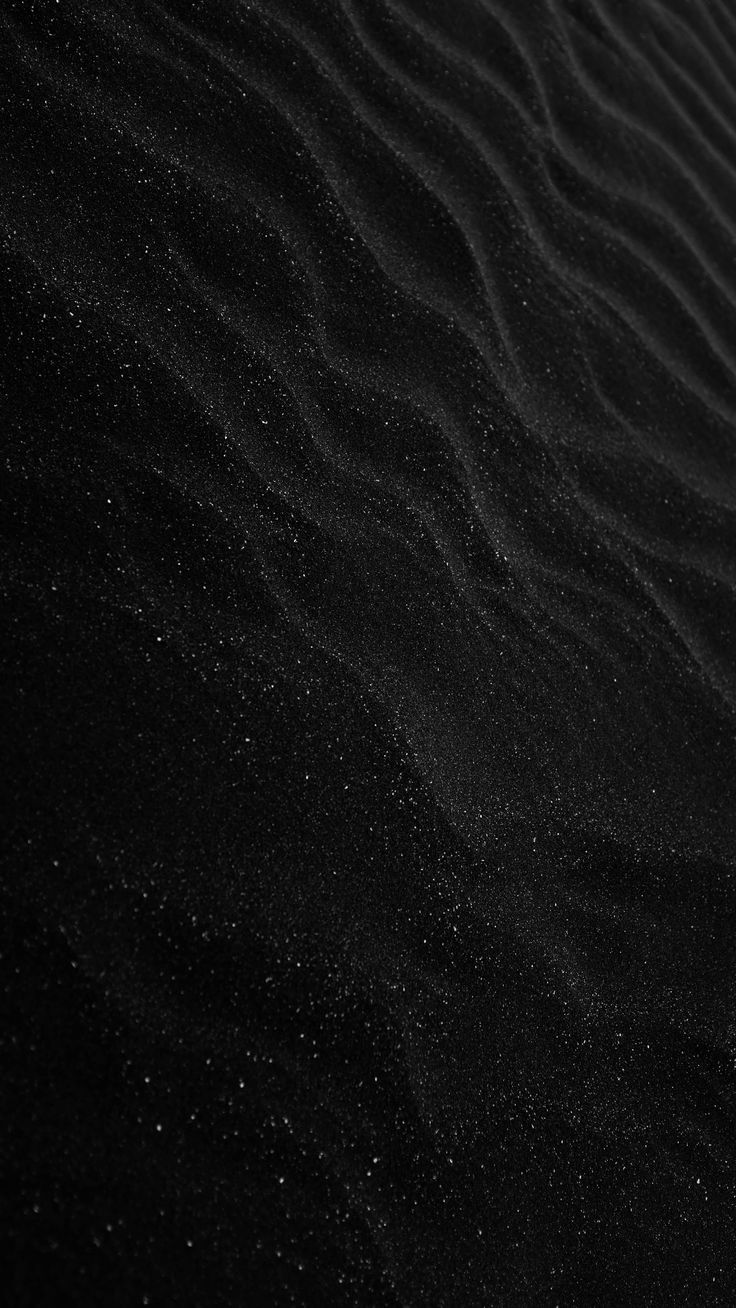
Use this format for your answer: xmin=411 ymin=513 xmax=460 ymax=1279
xmin=3 ymin=1 xmax=736 ymax=1303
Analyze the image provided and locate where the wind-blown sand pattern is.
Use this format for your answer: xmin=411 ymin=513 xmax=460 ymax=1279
xmin=3 ymin=1 xmax=736 ymax=1303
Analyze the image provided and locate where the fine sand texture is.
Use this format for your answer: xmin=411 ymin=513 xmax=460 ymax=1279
xmin=4 ymin=2 xmax=736 ymax=1304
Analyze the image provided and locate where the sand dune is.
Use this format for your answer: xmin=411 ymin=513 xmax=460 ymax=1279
xmin=3 ymin=2 xmax=736 ymax=1303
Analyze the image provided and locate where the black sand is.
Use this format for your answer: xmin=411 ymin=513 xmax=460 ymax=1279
xmin=3 ymin=1 xmax=736 ymax=1303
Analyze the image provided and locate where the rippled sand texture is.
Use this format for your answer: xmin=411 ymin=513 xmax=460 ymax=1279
xmin=4 ymin=1 xmax=736 ymax=1304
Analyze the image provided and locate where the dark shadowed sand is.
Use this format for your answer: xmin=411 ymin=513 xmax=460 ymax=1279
xmin=3 ymin=1 xmax=736 ymax=1303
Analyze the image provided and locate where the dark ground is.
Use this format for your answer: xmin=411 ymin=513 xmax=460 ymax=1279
xmin=3 ymin=1 xmax=736 ymax=1303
